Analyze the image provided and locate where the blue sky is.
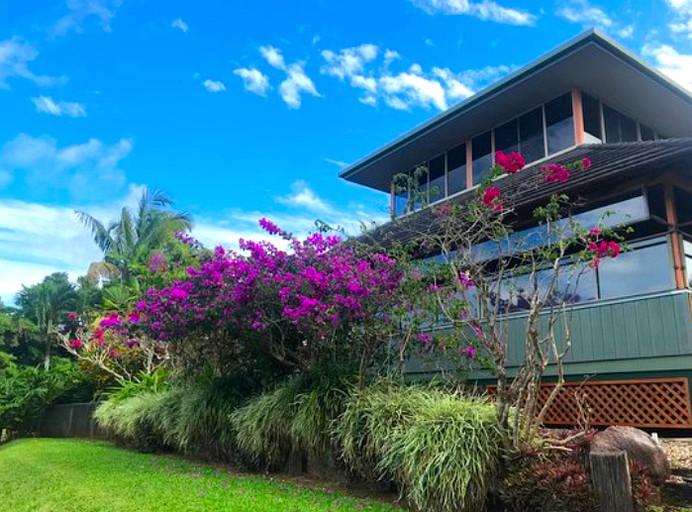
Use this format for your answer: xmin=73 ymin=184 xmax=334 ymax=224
xmin=1 ymin=0 xmax=691 ymax=301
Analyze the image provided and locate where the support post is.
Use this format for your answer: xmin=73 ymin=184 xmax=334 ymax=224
xmin=572 ymin=87 xmax=585 ymax=145
xmin=589 ymin=451 xmax=633 ymax=512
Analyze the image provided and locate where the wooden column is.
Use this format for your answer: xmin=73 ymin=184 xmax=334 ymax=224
xmin=589 ymin=451 xmax=634 ymax=512
xmin=572 ymin=87 xmax=585 ymax=145
xmin=466 ymin=138 xmax=473 ymax=189
xmin=664 ymin=183 xmax=687 ymax=289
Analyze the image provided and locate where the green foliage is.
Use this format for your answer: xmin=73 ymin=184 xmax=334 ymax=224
xmin=230 ymin=372 xmax=352 ymax=470
xmin=0 ymin=359 xmax=86 ymax=435
xmin=95 ymin=375 xmax=245 ymax=459
xmin=76 ymin=187 xmax=193 ymax=284
xmin=334 ymin=381 xmax=500 ymax=512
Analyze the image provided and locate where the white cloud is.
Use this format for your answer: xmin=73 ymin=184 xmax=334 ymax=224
xmin=321 ymin=44 xmax=379 ymax=80
xmin=666 ymin=0 xmax=692 ymax=37
xmin=260 ymin=45 xmax=287 ymax=69
xmin=642 ymin=43 xmax=692 ymax=92
xmin=0 ymin=134 xmax=132 ymax=199
xmin=556 ymin=0 xmax=612 ymax=27
xmin=617 ymin=24 xmax=635 ymax=38
xmin=32 ymin=96 xmax=86 ymax=117
xmin=380 ymin=71 xmax=449 ymax=110
xmin=319 ymin=43 xmax=513 ymax=111
xmin=410 ymin=0 xmax=537 ymax=25
xmin=52 ymin=0 xmax=123 ymax=36
xmin=171 ymin=18 xmax=189 ymax=32
xmin=233 ymin=68 xmax=270 ymax=95
xmin=276 ymin=180 xmax=333 ymax=213
xmin=259 ymin=46 xmax=319 ymax=108
xmin=325 ymin=158 xmax=349 ymax=168
xmin=202 ymin=79 xmax=226 ymax=92
xmin=0 ymin=37 xmax=59 ymax=88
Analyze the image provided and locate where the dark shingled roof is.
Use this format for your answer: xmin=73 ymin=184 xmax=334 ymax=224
xmin=368 ymin=138 xmax=692 ymax=247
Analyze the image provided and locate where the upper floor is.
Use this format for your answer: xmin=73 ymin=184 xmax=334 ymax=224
xmin=339 ymin=31 xmax=692 ymax=218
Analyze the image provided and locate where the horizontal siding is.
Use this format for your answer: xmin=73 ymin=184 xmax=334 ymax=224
xmin=503 ymin=292 xmax=692 ymax=367
xmin=405 ymin=291 xmax=692 ymax=375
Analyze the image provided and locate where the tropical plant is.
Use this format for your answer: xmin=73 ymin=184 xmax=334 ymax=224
xmin=15 ymin=272 xmax=78 ymax=369
xmin=76 ymin=187 xmax=193 ymax=284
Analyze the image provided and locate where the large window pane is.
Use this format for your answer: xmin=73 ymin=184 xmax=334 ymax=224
xmin=495 ymin=119 xmax=519 ymax=154
xmin=428 ymin=155 xmax=446 ymax=203
xmin=545 ymin=93 xmax=574 ymax=154
xmin=583 ymin=93 xmax=602 ymax=143
xmin=447 ymin=143 xmax=467 ymax=195
xmin=472 ymin=131 xmax=493 ymax=185
xmin=598 ymin=241 xmax=674 ymax=299
xmin=640 ymin=124 xmax=655 ymax=141
xmin=393 ymin=184 xmax=408 ymax=217
xmin=604 ymin=105 xmax=638 ymax=143
xmin=519 ymin=107 xmax=545 ymax=163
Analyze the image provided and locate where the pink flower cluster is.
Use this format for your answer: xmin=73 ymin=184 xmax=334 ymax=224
xmin=587 ymin=228 xmax=621 ymax=268
xmin=136 ymin=219 xmax=404 ymax=350
xmin=495 ymin=150 xmax=525 ymax=174
xmin=482 ymin=186 xmax=503 ymax=212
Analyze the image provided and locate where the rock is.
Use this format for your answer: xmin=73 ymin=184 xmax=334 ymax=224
xmin=590 ymin=426 xmax=671 ymax=483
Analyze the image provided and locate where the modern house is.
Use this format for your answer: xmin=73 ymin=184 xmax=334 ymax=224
xmin=340 ymin=30 xmax=692 ymax=429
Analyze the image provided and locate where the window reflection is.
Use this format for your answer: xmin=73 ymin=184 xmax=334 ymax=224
xmin=428 ymin=155 xmax=446 ymax=203
xmin=472 ymin=131 xmax=493 ymax=185
xmin=447 ymin=143 xmax=466 ymax=195
xmin=598 ymin=240 xmax=674 ymax=299
xmin=545 ymin=93 xmax=574 ymax=154
xmin=604 ymin=105 xmax=638 ymax=143
xmin=583 ymin=94 xmax=602 ymax=143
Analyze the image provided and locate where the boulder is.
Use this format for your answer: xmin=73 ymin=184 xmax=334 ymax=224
xmin=590 ymin=426 xmax=670 ymax=483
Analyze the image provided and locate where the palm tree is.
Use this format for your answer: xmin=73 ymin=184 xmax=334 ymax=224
xmin=15 ymin=273 xmax=78 ymax=369
xmin=76 ymin=188 xmax=193 ymax=283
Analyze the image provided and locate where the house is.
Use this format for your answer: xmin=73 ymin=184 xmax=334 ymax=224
xmin=340 ymin=30 xmax=692 ymax=429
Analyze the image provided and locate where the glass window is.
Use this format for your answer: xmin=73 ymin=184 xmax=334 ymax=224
xmin=674 ymin=187 xmax=692 ymax=226
xmin=598 ymin=240 xmax=674 ymax=299
xmin=684 ymin=240 xmax=692 ymax=287
xmin=545 ymin=93 xmax=574 ymax=154
xmin=495 ymin=118 xmax=519 ymax=154
xmin=582 ymin=94 xmax=602 ymax=143
xmin=519 ymin=107 xmax=545 ymax=163
xmin=603 ymin=105 xmax=638 ymax=143
xmin=428 ymin=155 xmax=446 ymax=203
xmin=412 ymin=165 xmax=427 ymax=210
xmin=472 ymin=131 xmax=493 ymax=185
xmin=393 ymin=183 xmax=408 ymax=217
xmin=640 ymin=124 xmax=655 ymax=141
xmin=447 ymin=143 xmax=467 ymax=196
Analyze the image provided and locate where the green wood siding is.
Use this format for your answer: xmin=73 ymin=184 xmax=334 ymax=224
xmin=504 ymin=291 xmax=692 ymax=367
xmin=406 ymin=291 xmax=692 ymax=376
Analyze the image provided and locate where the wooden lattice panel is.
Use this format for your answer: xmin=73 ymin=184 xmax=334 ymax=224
xmin=488 ymin=378 xmax=692 ymax=429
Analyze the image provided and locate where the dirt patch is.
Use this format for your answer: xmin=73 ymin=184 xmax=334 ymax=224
xmin=662 ymin=439 xmax=692 ymax=508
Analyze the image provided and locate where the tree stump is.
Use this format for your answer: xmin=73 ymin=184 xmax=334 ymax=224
xmin=589 ymin=450 xmax=633 ymax=512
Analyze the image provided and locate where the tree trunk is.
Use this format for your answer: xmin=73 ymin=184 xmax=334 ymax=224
xmin=589 ymin=451 xmax=634 ymax=512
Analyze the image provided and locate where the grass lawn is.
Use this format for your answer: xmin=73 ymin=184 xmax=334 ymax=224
xmin=0 ymin=438 xmax=403 ymax=512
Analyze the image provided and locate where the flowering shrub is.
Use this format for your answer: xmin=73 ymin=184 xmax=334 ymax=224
xmin=59 ymin=311 xmax=168 ymax=383
xmin=134 ymin=222 xmax=406 ymax=376
xmin=393 ymin=149 xmax=625 ymax=451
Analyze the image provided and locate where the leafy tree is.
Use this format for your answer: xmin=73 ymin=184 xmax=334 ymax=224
xmin=76 ymin=188 xmax=193 ymax=284
xmin=15 ymin=273 xmax=78 ymax=369
xmin=0 ymin=305 xmax=43 ymax=366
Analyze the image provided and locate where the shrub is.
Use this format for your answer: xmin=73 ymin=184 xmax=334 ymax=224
xmin=231 ymin=370 xmax=354 ymax=471
xmin=94 ymin=390 xmax=167 ymax=452
xmin=0 ymin=359 xmax=86 ymax=437
xmin=334 ymin=381 xmax=500 ymax=512
xmin=497 ymin=437 xmax=659 ymax=512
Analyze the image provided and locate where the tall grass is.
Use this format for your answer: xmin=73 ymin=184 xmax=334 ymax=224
xmin=334 ymin=381 xmax=500 ymax=512
xmin=230 ymin=372 xmax=352 ymax=471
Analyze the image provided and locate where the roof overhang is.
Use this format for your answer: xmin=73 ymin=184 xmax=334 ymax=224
xmin=364 ymin=139 xmax=692 ymax=248
xmin=340 ymin=30 xmax=692 ymax=193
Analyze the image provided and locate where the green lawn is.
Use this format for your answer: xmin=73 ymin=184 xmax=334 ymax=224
xmin=0 ymin=438 xmax=403 ymax=512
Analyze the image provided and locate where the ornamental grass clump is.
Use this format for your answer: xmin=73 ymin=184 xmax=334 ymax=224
xmin=230 ymin=372 xmax=353 ymax=471
xmin=334 ymin=381 xmax=500 ymax=512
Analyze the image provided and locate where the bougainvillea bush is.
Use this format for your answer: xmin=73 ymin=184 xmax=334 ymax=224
xmin=129 ymin=222 xmax=412 ymax=381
